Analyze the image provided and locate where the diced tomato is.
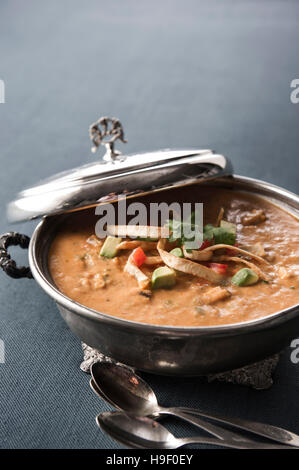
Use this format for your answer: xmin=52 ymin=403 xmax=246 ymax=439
xmin=226 ymin=242 xmax=238 ymax=256
xmin=131 ymin=247 xmax=147 ymax=267
xmin=208 ymin=263 xmax=228 ymax=274
xmin=199 ymin=239 xmax=212 ymax=250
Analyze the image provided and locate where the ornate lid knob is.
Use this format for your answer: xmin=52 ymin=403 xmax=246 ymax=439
xmin=89 ymin=116 xmax=127 ymax=162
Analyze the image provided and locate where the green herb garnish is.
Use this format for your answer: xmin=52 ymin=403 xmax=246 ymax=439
xmin=203 ymin=223 xmax=236 ymax=245
xmin=166 ymin=213 xmax=236 ymax=248
xmin=166 ymin=212 xmax=203 ymax=249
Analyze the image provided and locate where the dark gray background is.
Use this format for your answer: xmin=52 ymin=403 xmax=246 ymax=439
xmin=0 ymin=0 xmax=298 ymax=449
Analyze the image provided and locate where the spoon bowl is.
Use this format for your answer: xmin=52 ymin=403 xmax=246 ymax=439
xmin=97 ymin=412 xmax=175 ymax=449
xmin=91 ymin=361 xmax=158 ymax=416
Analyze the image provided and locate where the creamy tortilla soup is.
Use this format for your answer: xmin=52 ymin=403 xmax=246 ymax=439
xmin=49 ymin=186 xmax=299 ymax=326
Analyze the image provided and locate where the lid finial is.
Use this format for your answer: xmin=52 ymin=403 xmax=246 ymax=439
xmin=89 ymin=116 xmax=127 ymax=162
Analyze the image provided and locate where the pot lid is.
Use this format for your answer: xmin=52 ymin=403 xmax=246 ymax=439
xmin=7 ymin=117 xmax=233 ymax=222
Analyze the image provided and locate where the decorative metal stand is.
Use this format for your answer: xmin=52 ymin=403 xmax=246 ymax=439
xmin=80 ymin=343 xmax=280 ymax=390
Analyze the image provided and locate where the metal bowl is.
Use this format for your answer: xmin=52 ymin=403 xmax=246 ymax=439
xmin=2 ymin=175 xmax=299 ymax=376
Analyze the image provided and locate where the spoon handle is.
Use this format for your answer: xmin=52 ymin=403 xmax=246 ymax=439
xmin=171 ymin=406 xmax=299 ymax=447
xmin=177 ymin=436 xmax=291 ymax=449
xmin=162 ymin=408 xmax=252 ymax=443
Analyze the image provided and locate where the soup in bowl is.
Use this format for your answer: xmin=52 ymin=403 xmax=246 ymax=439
xmin=49 ymin=185 xmax=299 ymax=327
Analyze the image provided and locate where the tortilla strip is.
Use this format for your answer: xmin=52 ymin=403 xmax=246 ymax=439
xmin=107 ymin=225 xmax=169 ymax=239
xmin=143 ymin=256 xmax=162 ymax=265
xmin=218 ymin=255 xmax=271 ymax=282
xmin=117 ymin=240 xmax=157 ymax=251
xmin=200 ymin=244 xmax=269 ymax=265
xmin=277 ymin=266 xmax=289 ymax=279
xmin=157 ymin=239 xmax=224 ymax=284
xmin=243 ymin=242 xmax=265 ymax=258
xmin=201 ymin=286 xmax=231 ymax=304
xmin=124 ymin=259 xmax=150 ymax=289
xmin=182 ymin=246 xmax=212 ymax=261
xmin=216 ymin=207 xmax=224 ymax=227
xmin=241 ymin=209 xmax=266 ymax=226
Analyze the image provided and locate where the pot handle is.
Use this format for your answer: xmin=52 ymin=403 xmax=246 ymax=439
xmin=0 ymin=232 xmax=32 ymax=279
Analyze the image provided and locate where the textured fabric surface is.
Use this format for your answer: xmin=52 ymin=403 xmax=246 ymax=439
xmin=0 ymin=0 xmax=299 ymax=449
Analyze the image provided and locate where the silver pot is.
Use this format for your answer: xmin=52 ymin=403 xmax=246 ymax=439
xmin=2 ymin=173 xmax=298 ymax=376
xmin=1 ymin=118 xmax=299 ymax=375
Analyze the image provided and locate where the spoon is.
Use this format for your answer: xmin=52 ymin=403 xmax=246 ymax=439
xmin=91 ymin=362 xmax=255 ymax=443
xmin=91 ymin=361 xmax=299 ymax=447
xmin=96 ymin=411 xmax=291 ymax=449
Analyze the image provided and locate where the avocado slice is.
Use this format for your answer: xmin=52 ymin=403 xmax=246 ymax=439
xmin=231 ymin=268 xmax=258 ymax=286
xmin=170 ymin=247 xmax=184 ymax=258
xmin=152 ymin=266 xmax=176 ymax=289
xmin=220 ymin=220 xmax=237 ymax=234
xmin=100 ymin=236 xmax=122 ymax=258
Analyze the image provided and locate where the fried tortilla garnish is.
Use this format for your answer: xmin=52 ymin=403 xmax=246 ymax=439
xmin=157 ymin=239 xmax=224 ymax=284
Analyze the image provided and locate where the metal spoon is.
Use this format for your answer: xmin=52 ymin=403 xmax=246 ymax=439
xmin=91 ymin=362 xmax=255 ymax=443
xmin=96 ymin=411 xmax=291 ymax=449
xmin=91 ymin=361 xmax=299 ymax=447
xmin=90 ymin=378 xmax=246 ymax=443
